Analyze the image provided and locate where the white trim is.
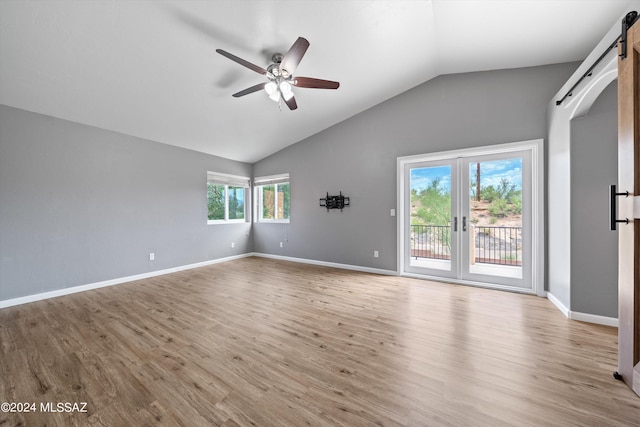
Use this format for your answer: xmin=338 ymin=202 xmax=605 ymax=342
xmin=0 ymin=254 xmax=253 ymax=309
xmin=532 ymin=140 xmax=545 ymax=297
xmin=254 ymin=173 xmax=290 ymax=185
xmin=569 ymin=311 xmax=618 ymax=328
xmin=544 ymin=4 xmax=640 ymax=322
xmin=207 ymin=182 xmax=250 ymax=224
xmin=547 ymin=291 xmax=570 ymax=318
xmin=2 ymin=252 xmax=616 ymax=328
xmin=0 ymin=253 xmax=395 ymax=310
xmin=207 ymin=171 xmax=251 ymax=187
xmin=251 ymin=252 xmax=398 ymax=276
xmin=547 ymin=292 xmax=619 ymax=327
xmin=401 ymin=272 xmax=537 ymax=295
xmin=207 ymin=218 xmax=247 ymax=225
xmin=255 ymin=181 xmax=290 ymax=223
xmin=398 ymin=139 xmax=542 ymax=163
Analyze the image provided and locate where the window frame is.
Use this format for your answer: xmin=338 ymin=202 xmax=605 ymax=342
xmin=207 ymin=172 xmax=250 ymax=225
xmin=254 ymin=173 xmax=290 ymax=223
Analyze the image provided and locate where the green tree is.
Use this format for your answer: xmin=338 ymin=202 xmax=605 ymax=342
xmin=279 ymin=183 xmax=290 ymax=219
xmin=228 ymin=186 xmax=245 ymax=220
xmin=481 ymin=178 xmax=522 ymax=219
xmin=207 ymin=183 xmax=225 ymax=220
xmin=411 ymin=178 xmax=451 ymax=225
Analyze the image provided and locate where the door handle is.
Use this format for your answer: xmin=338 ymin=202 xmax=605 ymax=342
xmin=462 ymin=216 xmax=467 ymax=232
xmin=453 ymin=217 xmax=458 ymax=232
xmin=610 ymin=184 xmax=630 ymax=231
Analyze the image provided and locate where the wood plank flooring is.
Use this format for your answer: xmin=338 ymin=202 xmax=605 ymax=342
xmin=1 ymin=256 xmax=639 ymax=426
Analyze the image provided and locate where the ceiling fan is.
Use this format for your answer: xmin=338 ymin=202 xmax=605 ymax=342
xmin=216 ymin=37 xmax=340 ymax=110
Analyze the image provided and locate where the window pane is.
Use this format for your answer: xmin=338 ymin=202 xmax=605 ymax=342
xmin=228 ymin=186 xmax=245 ymax=220
xmin=207 ymin=183 xmax=225 ymax=220
xmin=262 ymin=185 xmax=275 ymax=219
xmin=277 ymin=183 xmax=290 ymax=219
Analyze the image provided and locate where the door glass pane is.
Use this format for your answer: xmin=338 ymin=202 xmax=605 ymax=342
xmin=410 ymin=165 xmax=452 ymax=271
xmin=468 ymin=158 xmax=523 ymax=279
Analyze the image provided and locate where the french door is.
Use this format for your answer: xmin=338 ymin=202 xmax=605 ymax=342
xmin=399 ymin=141 xmax=540 ymax=293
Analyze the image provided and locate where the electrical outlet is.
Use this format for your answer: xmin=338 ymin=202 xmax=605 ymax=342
xmin=280 ymin=242 xmax=284 ymax=248
xmin=374 ymin=250 xmax=379 ymax=258
xmin=149 ymin=253 xmax=155 ymax=261
xmin=231 ymin=242 xmax=235 ymax=248
xmin=390 ymin=209 xmax=396 ymax=217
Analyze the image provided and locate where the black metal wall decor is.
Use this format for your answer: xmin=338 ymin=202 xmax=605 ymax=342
xmin=320 ymin=191 xmax=350 ymax=211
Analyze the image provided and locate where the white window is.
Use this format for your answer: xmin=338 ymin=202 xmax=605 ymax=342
xmin=255 ymin=174 xmax=290 ymax=222
xmin=207 ymin=172 xmax=250 ymax=224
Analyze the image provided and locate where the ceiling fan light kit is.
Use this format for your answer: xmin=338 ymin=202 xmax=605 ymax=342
xmin=216 ymin=37 xmax=340 ymax=110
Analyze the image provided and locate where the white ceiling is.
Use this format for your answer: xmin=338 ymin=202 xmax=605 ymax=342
xmin=0 ymin=0 xmax=632 ymax=163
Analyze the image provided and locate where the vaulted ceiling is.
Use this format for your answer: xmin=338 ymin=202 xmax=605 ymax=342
xmin=0 ymin=0 xmax=632 ymax=163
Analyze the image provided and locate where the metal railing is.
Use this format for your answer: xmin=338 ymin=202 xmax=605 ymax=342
xmin=473 ymin=226 xmax=522 ymax=266
xmin=410 ymin=225 xmax=451 ymax=260
xmin=410 ymin=224 xmax=522 ymax=266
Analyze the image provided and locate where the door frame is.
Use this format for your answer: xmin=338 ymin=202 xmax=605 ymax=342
xmin=397 ymin=139 xmax=545 ymax=296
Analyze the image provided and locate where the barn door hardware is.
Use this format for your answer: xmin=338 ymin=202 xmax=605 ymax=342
xmin=320 ymin=191 xmax=350 ymax=211
xmin=620 ymin=11 xmax=639 ymax=60
xmin=556 ymin=10 xmax=637 ymax=105
xmin=610 ymin=184 xmax=630 ymax=230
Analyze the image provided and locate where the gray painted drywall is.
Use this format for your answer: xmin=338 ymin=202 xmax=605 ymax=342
xmin=570 ymin=81 xmax=618 ymax=317
xmin=254 ymin=63 xmax=578 ymax=273
xmin=546 ymin=7 xmax=625 ymax=315
xmin=0 ymin=105 xmax=252 ymax=302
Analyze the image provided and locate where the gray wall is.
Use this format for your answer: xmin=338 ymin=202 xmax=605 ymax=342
xmin=0 ymin=105 xmax=252 ymax=302
xmin=570 ymin=81 xmax=618 ymax=317
xmin=254 ymin=63 xmax=579 ymax=272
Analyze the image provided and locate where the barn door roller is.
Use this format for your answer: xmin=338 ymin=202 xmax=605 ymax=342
xmin=620 ymin=11 xmax=639 ymax=60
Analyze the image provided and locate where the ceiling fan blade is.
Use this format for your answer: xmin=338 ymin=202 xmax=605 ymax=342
xmin=292 ymin=77 xmax=340 ymax=90
xmin=216 ymin=49 xmax=267 ymax=75
xmin=283 ymin=94 xmax=298 ymax=110
xmin=232 ymin=83 xmax=267 ymax=98
xmin=279 ymin=37 xmax=309 ymax=77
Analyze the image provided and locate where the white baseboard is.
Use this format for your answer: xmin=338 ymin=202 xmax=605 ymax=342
xmin=546 ymin=292 xmax=618 ymax=327
xmin=1 ymin=253 xmax=619 ymax=329
xmin=546 ymin=292 xmax=570 ymax=317
xmin=569 ymin=311 xmax=618 ymax=327
xmin=250 ymin=252 xmax=398 ymax=276
xmin=0 ymin=253 xmax=253 ymax=309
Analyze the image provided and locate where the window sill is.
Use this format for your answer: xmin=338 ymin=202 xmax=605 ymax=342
xmin=207 ymin=220 xmax=247 ymax=225
xmin=257 ymin=219 xmax=290 ymax=224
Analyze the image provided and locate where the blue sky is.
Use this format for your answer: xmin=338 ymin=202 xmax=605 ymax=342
xmin=410 ymin=158 xmax=522 ymax=193
xmin=411 ymin=165 xmax=452 ymax=192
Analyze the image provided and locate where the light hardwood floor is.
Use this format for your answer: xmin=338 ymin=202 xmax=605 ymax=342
xmin=1 ymin=257 xmax=639 ymax=426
